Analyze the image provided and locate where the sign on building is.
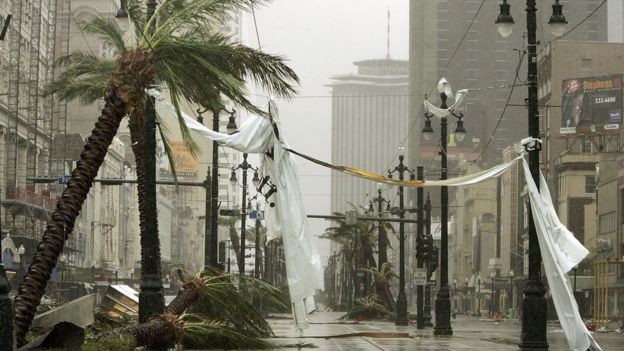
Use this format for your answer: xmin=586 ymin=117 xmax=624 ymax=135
xmin=561 ymin=75 xmax=623 ymax=135
xmin=159 ymin=140 xmax=199 ymax=179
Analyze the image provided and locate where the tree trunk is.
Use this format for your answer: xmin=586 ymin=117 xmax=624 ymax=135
xmin=122 ymin=313 xmax=181 ymax=349
xmin=14 ymin=91 xmax=126 ymax=346
xmin=128 ymin=102 xmax=164 ymax=323
xmin=165 ymin=280 xmax=202 ymax=315
xmin=229 ymin=227 xmax=241 ymax=269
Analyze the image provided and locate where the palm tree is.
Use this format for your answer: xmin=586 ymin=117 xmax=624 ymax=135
xmin=320 ymin=207 xmax=377 ymax=307
xmin=218 ymin=212 xmax=251 ymax=271
xmin=14 ymin=0 xmax=298 ymax=344
xmin=363 ymin=262 xmax=397 ymax=312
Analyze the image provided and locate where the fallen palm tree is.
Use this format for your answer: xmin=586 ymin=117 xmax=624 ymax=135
xmin=84 ymin=269 xmax=286 ymax=350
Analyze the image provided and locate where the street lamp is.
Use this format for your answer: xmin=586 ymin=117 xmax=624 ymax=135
xmin=423 ymin=193 xmax=436 ymax=327
xmin=59 ymin=253 xmax=67 ymax=297
xmin=226 ymin=110 xmax=239 ymax=134
xmin=477 ymin=275 xmax=482 ymax=317
xmin=197 ymin=107 xmax=237 ymax=269
xmin=423 ymin=78 xmax=467 ymax=336
xmin=453 ymin=278 xmax=458 ymax=317
xmin=490 ymin=271 xmax=496 ymax=316
xmin=371 ymin=183 xmax=391 ymax=270
xmin=509 ymin=270 xmax=515 ymax=312
xmin=17 ymin=245 xmax=26 ymax=284
xmin=494 ymin=1 xmax=567 ymax=348
xmin=387 ymin=144 xmax=416 ymax=326
xmin=230 ymin=153 xmax=258 ymax=275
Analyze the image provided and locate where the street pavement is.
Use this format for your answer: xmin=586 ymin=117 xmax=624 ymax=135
xmin=265 ymin=312 xmax=624 ymax=350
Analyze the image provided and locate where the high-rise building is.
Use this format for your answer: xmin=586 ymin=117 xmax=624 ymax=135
xmin=1 ymin=0 xmax=57 ymax=266
xmin=409 ymin=0 xmax=608 ymax=168
xmin=329 ymin=59 xmax=408 ymax=216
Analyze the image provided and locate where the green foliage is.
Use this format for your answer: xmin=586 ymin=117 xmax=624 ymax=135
xmin=48 ymin=0 xmax=299 ymax=174
xmin=190 ymin=271 xmax=287 ymax=337
xmin=344 ymin=294 xmax=394 ymax=321
xmin=181 ymin=314 xmax=274 ymax=349
xmin=82 ymin=334 xmax=135 ymax=351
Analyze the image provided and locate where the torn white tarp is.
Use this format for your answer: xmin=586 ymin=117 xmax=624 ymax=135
xmin=152 ymin=92 xmax=323 ymax=329
xmin=521 ymin=157 xmax=601 ymax=351
xmin=419 ymin=155 xmax=522 ymax=187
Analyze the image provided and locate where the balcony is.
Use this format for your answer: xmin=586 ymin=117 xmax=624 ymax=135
xmin=2 ymin=186 xmax=56 ymax=221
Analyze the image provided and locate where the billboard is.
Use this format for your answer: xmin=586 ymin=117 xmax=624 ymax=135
xmin=159 ymin=140 xmax=198 ymax=178
xmin=561 ymin=75 xmax=623 ymax=135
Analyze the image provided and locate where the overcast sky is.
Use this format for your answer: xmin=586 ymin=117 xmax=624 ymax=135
xmin=242 ymin=0 xmax=409 ymax=263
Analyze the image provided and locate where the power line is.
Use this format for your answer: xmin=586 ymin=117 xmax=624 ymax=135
xmin=470 ymin=50 xmax=526 ymax=163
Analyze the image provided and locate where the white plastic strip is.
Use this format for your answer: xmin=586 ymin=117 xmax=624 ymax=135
xmin=521 ymin=158 xmax=601 ymax=351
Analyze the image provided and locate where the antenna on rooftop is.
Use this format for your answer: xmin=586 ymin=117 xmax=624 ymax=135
xmin=386 ymin=7 xmax=391 ymax=59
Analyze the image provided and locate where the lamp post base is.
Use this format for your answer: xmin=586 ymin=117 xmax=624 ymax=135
xmin=519 ymin=281 xmax=548 ymax=350
xmin=139 ymin=275 xmax=165 ymax=323
xmin=434 ymin=286 xmax=452 ymax=336
xmin=0 ymin=265 xmax=15 ymax=350
xmin=395 ymin=290 xmax=409 ymax=326
xmin=424 ymin=285 xmax=433 ymax=327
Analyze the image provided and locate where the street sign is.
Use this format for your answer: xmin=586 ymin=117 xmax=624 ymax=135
xmin=58 ymin=175 xmax=71 ymax=184
xmin=249 ymin=210 xmax=264 ymax=220
xmin=415 ymin=268 xmax=428 ymax=285
xmin=345 ymin=211 xmax=357 ymax=225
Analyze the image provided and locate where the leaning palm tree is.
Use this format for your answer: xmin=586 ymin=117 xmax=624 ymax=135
xmin=218 ymin=211 xmax=243 ymax=269
xmin=14 ymin=0 xmax=298 ymax=345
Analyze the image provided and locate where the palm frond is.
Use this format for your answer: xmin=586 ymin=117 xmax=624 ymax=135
xmin=125 ymin=0 xmax=147 ymax=41
xmin=150 ymin=0 xmax=270 ymax=48
xmin=78 ymin=17 xmax=127 ymax=53
xmin=181 ymin=315 xmax=274 ymax=349
xmin=46 ymin=52 xmax=115 ymax=103
xmin=47 ymin=77 xmax=109 ymax=104
xmin=191 ymin=271 xmax=287 ymax=337
xmin=166 ymin=83 xmax=201 ymax=158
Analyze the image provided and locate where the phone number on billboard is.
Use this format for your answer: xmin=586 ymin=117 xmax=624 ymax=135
xmin=595 ymin=97 xmax=617 ymax=104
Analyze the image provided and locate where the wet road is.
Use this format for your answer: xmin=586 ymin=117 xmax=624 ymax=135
xmin=265 ymin=312 xmax=623 ymax=350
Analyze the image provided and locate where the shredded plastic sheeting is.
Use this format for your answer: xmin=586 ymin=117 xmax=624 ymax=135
xmin=522 ymin=158 xmax=601 ymax=351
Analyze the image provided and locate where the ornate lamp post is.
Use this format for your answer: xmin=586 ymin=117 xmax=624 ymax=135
xmin=197 ymin=108 xmax=237 ymax=269
xmin=422 ymin=79 xmax=467 ymax=336
xmin=477 ymin=275 xmax=482 ymax=317
xmin=453 ymin=278 xmax=458 ymax=317
xmin=387 ymin=144 xmax=416 ymax=326
xmin=16 ymin=245 xmax=26 ymax=285
xmin=423 ymin=193 xmax=437 ymax=327
xmin=509 ymin=270 xmax=515 ymax=313
xmin=490 ymin=271 xmax=496 ymax=315
xmin=494 ymin=1 xmax=567 ymax=348
xmin=370 ymin=183 xmax=391 ymax=270
xmin=230 ymin=153 xmax=260 ymax=275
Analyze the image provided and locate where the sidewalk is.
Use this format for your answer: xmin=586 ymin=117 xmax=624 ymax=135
xmin=265 ymin=313 xmax=624 ymax=350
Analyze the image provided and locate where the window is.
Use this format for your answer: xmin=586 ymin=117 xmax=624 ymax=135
xmin=581 ymin=139 xmax=592 ymax=153
xmin=599 ymin=211 xmax=616 ymax=234
xmin=585 ymin=176 xmax=596 ymax=193
xmin=581 ymin=58 xmax=592 ymax=68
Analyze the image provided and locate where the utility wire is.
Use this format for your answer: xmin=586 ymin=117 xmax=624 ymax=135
xmin=543 ymin=0 xmax=608 ymax=45
xmin=470 ymin=50 xmax=526 ymax=163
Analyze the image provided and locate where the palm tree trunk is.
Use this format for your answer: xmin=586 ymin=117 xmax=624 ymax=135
xmin=128 ymin=103 xmax=164 ymax=323
xmin=229 ymin=227 xmax=242 ymax=269
xmin=14 ymin=91 xmax=126 ymax=346
xmin=122 ymin=313 xmax=180 ymax=349
xmin=165 ymin=280 xmax=202 ymax=315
